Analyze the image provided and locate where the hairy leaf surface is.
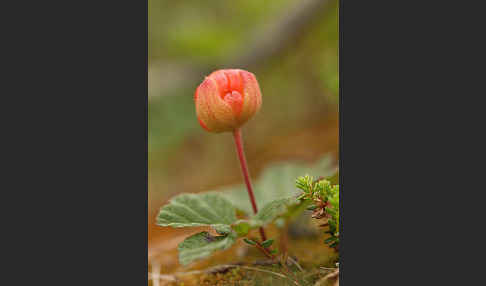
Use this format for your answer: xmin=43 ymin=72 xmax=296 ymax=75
xmin=156 ymin=193 xmax=237 ymax=232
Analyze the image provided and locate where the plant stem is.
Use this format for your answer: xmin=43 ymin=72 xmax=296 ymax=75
xmin=232 ymin=128 xmax=267 ymax=242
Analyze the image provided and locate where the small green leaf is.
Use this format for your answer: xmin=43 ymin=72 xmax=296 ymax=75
xmin=232 ymin=222 xmax=251 ymax=236
xmin=178 ymin=231 xmax=237 ymax=265
xmin=297 ymin=193 xmax=307 ymax=200
xmin=243 ymin=238 xmax=257 ymax=246
xmin=261 ymin=239 xmax=274 ymax=248
xmin=329 ymin=242 xmax=338 ymax=248
xmin=232 ymin=218 xmax=262 ymax=232
xmin=325 ymin=236 xmax=337 ymax=244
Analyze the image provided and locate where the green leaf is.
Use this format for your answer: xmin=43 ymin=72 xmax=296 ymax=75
xmin=178 ymin=231 xmax=237 ymax=265
xmin=156 ymin=193 xmax=237 ymax=233
xmin=232 ymin=198 xmax=298 ymax=230
xmin=243 ymin=238 xmax=257 ymax=246
xmin=325 ymin=236 xmax=337 ymax=244
xmin=232 ymin=221 xmax=251 ymax=236
xmin=261 ymin=239 xmax=274 ymax=248
xmin=253 ymin=198 xmax=298 ymax=224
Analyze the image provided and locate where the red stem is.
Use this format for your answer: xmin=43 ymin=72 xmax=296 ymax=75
xmin=233 ymin=128 xmax=267 ymax=242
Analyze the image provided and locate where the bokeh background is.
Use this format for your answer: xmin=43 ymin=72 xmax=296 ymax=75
xmin=149 ymin=0 xmax=339 ymax=271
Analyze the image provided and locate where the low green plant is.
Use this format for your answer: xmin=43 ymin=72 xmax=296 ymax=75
xmin=157 ymin=192 xmax=296 ymax=265
xmin=296 ymin=176 xmax=339 ymax=250
xmin=155 ymin=155 xmax=336 ymax=265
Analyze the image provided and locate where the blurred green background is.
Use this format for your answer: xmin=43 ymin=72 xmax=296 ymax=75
xmin=148 ymin=0 xmax=339 ymax=241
